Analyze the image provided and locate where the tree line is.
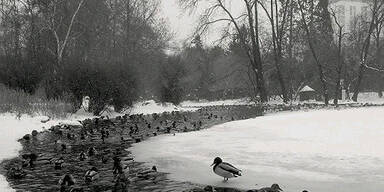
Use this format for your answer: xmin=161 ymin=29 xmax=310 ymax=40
xmin=1 ymin=0 xmax=384 ymax=115
xmin=0 ymin=0 xmax=170 ymax=114
xmin=177 ymin=0 xmax=384 ymax=105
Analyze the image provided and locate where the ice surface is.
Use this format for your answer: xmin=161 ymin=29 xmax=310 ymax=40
xmin=131 ymin=107 xmax=384 ymax=192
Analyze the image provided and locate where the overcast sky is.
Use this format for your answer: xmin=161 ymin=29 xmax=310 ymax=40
xmin=160 ymin=0 xmax=193 ymax=45
xmin=160 ymin=0 xmax=241 ymax=46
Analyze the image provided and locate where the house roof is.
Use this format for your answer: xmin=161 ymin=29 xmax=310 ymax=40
xmin=299 ymin=85 xmax=315 ymax=93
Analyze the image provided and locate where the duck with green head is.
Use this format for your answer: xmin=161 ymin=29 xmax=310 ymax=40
xmin=211 ymin=157 xmax=242 ymax=181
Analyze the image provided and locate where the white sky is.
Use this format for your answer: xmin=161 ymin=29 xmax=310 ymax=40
xmin=161 ymin=0 xmax=197 ymax=44
xmin=160 ymin=0 xmax=242 ymax=46
xmin=160 ymin=0 xmax=271 ymax=47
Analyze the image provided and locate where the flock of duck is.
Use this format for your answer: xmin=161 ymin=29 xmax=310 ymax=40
xmin=4 ymin=105 xmax=311 ymax=191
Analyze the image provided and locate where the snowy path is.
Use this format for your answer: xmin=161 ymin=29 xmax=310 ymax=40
xmin=131 ymin=107 xmax=384 ymax=192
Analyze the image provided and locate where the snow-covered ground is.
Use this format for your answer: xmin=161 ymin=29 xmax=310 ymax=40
xmin=180 ymin=92 xmax=384 ymax=107
xmin=95 ymin=100 xmax=200 ymax=117
xmin=345 ymin=92 xmax=384 ymax=104
xmin=1 ymin=95 xmax=383 ymax=192
xmin=180 ymin=98 xmax=252 ymax=107
xmin=130 ymin=100 xmax=199 ymax=114
xmin=131 ymin=107 xmax=384 ymax=192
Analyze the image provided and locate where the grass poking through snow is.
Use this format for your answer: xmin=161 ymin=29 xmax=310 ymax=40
xmin=0 ymin=85 xmax=72 ymax=119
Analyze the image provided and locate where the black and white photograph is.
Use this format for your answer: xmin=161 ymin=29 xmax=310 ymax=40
xmin=0 ymin=0 xmax=383 ymax=191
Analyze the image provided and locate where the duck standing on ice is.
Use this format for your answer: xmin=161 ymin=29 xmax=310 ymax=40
xmin=211 ymin=157 xmax=242 ymax=181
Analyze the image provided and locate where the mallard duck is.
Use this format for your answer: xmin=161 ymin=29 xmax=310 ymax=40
xmin=8 ymin=166 xmax=26 ymax=179
xmin=88 ymin=147 xmax=97 ymax=157
xmin=211 ymin=157 xmax=241 ymax=181
xmin=59 ymin=174 xmax=75 ymax=186
xmin=113 ymin=156 xmax=123 ymax=174
xmin=54 ymin=157 xmax=64 ymax=170
xmin=79 ymin=152 xmax=87 ymax=161
xmin=85 ymin=167 xmax=99 ymax=183
xmin=258 ymin=184 xmax=283 ymax=192
xmin=59 ymin=174 xmax=76 ymax=192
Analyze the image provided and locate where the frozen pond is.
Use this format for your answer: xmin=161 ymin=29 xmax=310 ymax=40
xmin=131 ymin=107 xmax=384 ymax=192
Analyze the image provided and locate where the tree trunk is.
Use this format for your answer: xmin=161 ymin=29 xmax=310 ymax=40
xmin=298 ymin=1 xmax=329 ymax=105
xmin=270 ymin=0 xmax=289 ymax=103
xmin=352 ymin=64 xmax=366 ymax=101
xmin=246 ymin=1 xmax=268 ymax=102
xmin=218 ymin=0 xmax=268 ymax=102
xmin=352 ymin=0 xmax=381 ymax=101
xmin=333 ymin=16 xmax=343 ymax=105
xmin=288 ymin=0 xmax=294 ymax=100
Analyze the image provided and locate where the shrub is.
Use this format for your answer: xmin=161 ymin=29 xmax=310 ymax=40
xmin=0 ymin=55 xmax=45 ymax=94
xmin=61 ymin=60 xmax=137 ymax=115
xmin=159 ymin=56 xmax=184 ymax=105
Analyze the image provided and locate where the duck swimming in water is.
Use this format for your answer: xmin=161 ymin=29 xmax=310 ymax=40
xmin=257 ymin=184 xmax=283 ymax=192
xmin=211 ymin=157 xmax=241 ymax=181
xmin=84 ymin=167 xmax=99 ymax=183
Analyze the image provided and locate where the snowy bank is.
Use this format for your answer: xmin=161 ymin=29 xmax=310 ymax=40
xmin=94 ymin=100 xmax=200 ymax=117
xmin=181 ymin=98 xmax=252 ymax=107
xmin=130 ymin=100 xmax=198 ymax=115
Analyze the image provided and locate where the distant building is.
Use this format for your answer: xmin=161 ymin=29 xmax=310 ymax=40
xmin=299 ymin=86 xmax=317 ymax=101
xmin=329 ymin=0 xmax=370 ymax=32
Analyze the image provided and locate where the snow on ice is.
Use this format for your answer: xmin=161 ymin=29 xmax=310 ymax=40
xmin=1 ymin=97 xmax=384 ymax=191
xmin=131 ymin=107 xmax=384 ymax=192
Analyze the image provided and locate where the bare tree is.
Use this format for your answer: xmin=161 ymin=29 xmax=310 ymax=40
xmin=352 ymin=0 xmax=384 ymax=101
xmin=43 ymin=0 xmax=85 ymax=71
xmin=257 ymin=0 xmax=291 ymax=103
xmin=179 ymin=0 xmax=268 ymax=102
xmin=329 ymin=7 xmax=346 ymax=105
xmin=371 ymin=4 xmax=384 ymax=97
xmin=298 ymin=0 xmax=329 ymax=105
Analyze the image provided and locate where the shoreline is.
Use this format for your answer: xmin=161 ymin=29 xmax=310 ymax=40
xmin=1 ymin=103 xmax=384 ymax=192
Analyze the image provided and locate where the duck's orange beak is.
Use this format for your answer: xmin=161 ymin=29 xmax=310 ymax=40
xmin=210 ymin=162 xmax=215 ymax=166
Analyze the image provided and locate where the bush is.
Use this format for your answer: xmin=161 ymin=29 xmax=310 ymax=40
xmin=159 ymin=56 xmax=184 ymax=105
xmin=0 ymin=55 xmax=45 ymax=94
xmin=60 ymin=60 xmax=137 ymax=115
xmin=1 ymin=55 xmax=137 ymax=116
